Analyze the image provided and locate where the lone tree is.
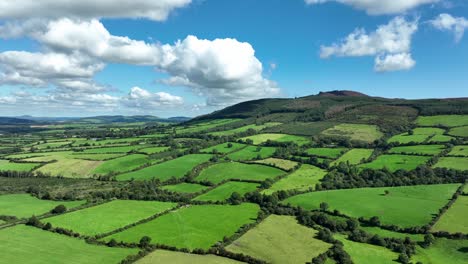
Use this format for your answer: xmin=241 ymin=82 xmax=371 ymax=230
xmin=423 ymin=234 xmax=435 ymax=248
xmin=51 ymin=204 xmax=67 ymax=214
xmin=228 ymin=192 xmax=242 ymax=205
xmin=384 ymin=190 xmax=390 ymax=196
xmin=369 ymin=216 xmax=381 ymax=226
xmin=320 ymin=202 xmax=329 ymax=212
xmin=227 ymin=143 xmax=233 ymax=148
xmin=139 ymin=236 xmax=152 ymax=248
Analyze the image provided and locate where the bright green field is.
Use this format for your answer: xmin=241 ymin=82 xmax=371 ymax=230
xmin=262 ymin=164 xmax=327 ymax=195
xmin=193 ymin=181 xmax=259 ymax=202
xmin=283 ymin=184 xmax=460 ymax=227
xmin=175 ymin=119 xmax=241 ymax=134
xmin=335 ymin=234 xmax=398 ymax=264
xmin=448 ymin=145 xmax=468 ymax=156
xmin=136 ymin=249 xmax=242 ymax=264
xmin=92 ymin=154 xmax=149 ymax=175
xmin=71 ymin=153 xmax=125 ymax=160
xmin=387 ymin=133 xmax=430 ymax=144
xmin=81 ymin=145 xmax=145 ymax=154
xmin=429 ymin=134 xmax=456 ymax=143
xmin=417 ymin=115 xmax=468 ymax=127
xmin=0 ymin=225 xmax=137 ymax=264
xmin=161 ymin=183 xmax=210 ymax=194
xmin=448 ymin=126 xmax=468 ymax=137
xmin=432 ymin=195 xmax=468 ymax=234
xmin=321 ymin=123 xmax=383 ymax=143
xmin=104 ymin=204 xmax=260 ymax=250
xmin=226 ymin=215 xmax=331 ymax=264
xmin=305 ymin=147 xmax=347 ymax=159
xmin=434 ymin=157 xmax=468 ymax=171
xmin=360 ymin=226 xmax=424 ymax=242
xmin=45 ymin=200 xmax=177 ymax=236
xmin=209 ymin=122 xmax=282 ymax=136
xmin=138 ymin=146 xmax=170 ymax=154
xmin=413 ymin=127 xmax=446 ymax=135
xmin=116 ymin=154 xmax=212 ymax=181
xmin=388 ymin=145 xmax=445 ymax=155
xmin=195 ymin=162 xmax=284 ymax=184
xmin=359 ymin=154 xmax=430 ymax=172
xmin=241 ymin=133 xmax=310 ymax=145
xmin=0 ymin=194 xmax=85 ymax=219
xmin=253 ymin=158 xmax=298 ymax=171
xmin=227 ymin=146 xmax=276 ymax=161
xmin=331 ymin=149 xmax=373 ymax=166
xmin=200 ymin=142 xmax=246 ymax=154
xmin=35 ymin=158 xmax=103 ymax=178
xmin=413 ymin=238 xmax=468 ymax=264
xmin=0 ymin=160 xmax=40 ymax=172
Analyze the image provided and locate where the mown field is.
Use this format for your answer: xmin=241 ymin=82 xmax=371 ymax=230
xmin=283 ymin=184 xmax=460 ymax=227
xmin=104 ymin=204 xmax=259 ymax=250
xmin=434 ymin=157 xmax=468 ymax=171
xmin=432 ymin=195 xmax=468 ymax=234
xmin=252 ymin=158 xmax=298 ymax=171
xmin=388 ymin=145 xmax=445 ymax=155
xmin=226 ymin=215 xmax=331 ymax=263
xmin=448 ymin=126 xmax=468 ymax=137
xmin=92 ymin=154 xmax=149 ymax=175
xmin=227 ymin=146 xmax=276 ymax=161
xmin=334 ymin=234 xmax=399 ymax=264
xmin=359 ymin=154 xmax=430 ymax=172
xmin=321 ymin=123 xmax=383 ymax=143
xmin=448 ymin=145 xmax=468 ymax=156
xmin=195 ymin=162 xmax=284 ymax=184
xmin=330 ymin=149 xmax=373 ymax=166
xmin=0 ymin=160 xmax=40 ymax=172
xmin=136 ymin=250 xmax=242 ymax=264
xmin=193 ymin=181 xmax=259 ymax=202
xmin=413 ymin=238 xmax=468 ymax=264
xmin=200 ymin=142 xmax=246 ymax=154
xmin=416 ymin=115 xmax=468 ymax=127
xmin=0 ymin=225 xmax=138 ymax=264
xmin=262 ymin=164 xmax=326 ymax=195
xmin=241 ymin=133 xmax=310 ymax=145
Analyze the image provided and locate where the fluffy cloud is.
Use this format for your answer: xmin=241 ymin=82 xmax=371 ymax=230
xmin=320 ymin=16 xmax=418 ymax=72
xmin=430 ymin=13 xmax=468 ymax=42
xmin=0 ymin=0 xmax=191 ymax=21
xmin=122 ymin=86 xmax=184 ymax=109
xmin=305 ymin=0 xmax=439 ymax=15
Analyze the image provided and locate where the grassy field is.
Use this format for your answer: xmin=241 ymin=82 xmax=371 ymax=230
xmin=227 ymin=146 xmax=276 ymax=161
xmin=92 ymin=154 xmax=149 ymax=175
xmin=0 ymin=194 xmax=85 ymax=219
xmin=35 ymin=158 xmax=103 ymax=178
xmin=331 ymin=149 xmax=373 ymax=166
xmin=321 ymin=123 xmax=383 ymax=143
xmin=138 ymin=146 xmax=170 ymax=154
xmin=116 ymin=154 xmax=212 ymax=181
xmin=359 ymin=154 xmax=430 ymax=172
xmin=0 ymin=225 xmax=137 ymax=264
xmin=0 ymin=160 xmax=40 ymax=172
xmin=71 ymin=153 xmax=125 ymax=160
xmin=387 ymin=133 xmax=430 ymax=144
xmin=448 ymin=126 xmax=468 ymax=137
xmin=161 ymin=183 xmax=210 ymax=194
xmin=429 ymin=134 xmax=456 ymax=143
xmin=175 ymin=119 xmax=241 ymax=134
xmin=432 ymin=195 xmax=468 ymax=234
xmin=305 ymin=147 xmax=347 ymax=159
xmin=434 ymin=157 xmax=468 ymax=171
xmin=262 ymin=164 xmax=327 ymax=195
xmin=388 ymin=145 xmax=445 ymax=155
xmin=104 ymin=204 xmax=260 ymax=250
xmin=334 ymin=234 xmax=399 ymax=264
xmin=136 ymin=250 xmax=242 ymax=264
xmin=241 ymin=133 xmax=310 ymax=145
xmin=195 ymin=162 xmax=284 ymax=184
xmin=209 ymin=122 xmax=282 ymax=136
xmin=413 ymin=238 xmax=468 ymax=264
xmin=45 ymin=200 xmax=177 ymax=236
xmin=252 ymin=158 xmax=298 ymax=171
xmin=193 ymin=181 xmax=259 ymax=202
xmin=360 ymin=226 xmax=424 ymax=242
xmin=417 ymin=115 xmax=468 ymax=127
xmin=283 ymin=184 xmax=460 ymax=227
xmin=448 ymin=145 xmax=468 ymax=156
xmin=200 ymin=142 xmax=246 ymax=154
xmin=81 ymin=145 xmax=145 ymax=154
xmin=226 ymin=215 xmax=331 ymax=264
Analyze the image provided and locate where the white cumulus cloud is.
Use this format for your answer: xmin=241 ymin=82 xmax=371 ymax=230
xmin=374 ymin=53 xmax=415 ymax=72
xmin=122 ymin=86 xmax=184 ymax=109
xmin=430 ymin=13 xmax=468 ymax=42
xmin=305 ymin=0 xmax=439 ymax=15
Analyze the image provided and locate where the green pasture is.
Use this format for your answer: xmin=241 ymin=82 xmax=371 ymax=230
xmin=92 ymin=154 xmax=149 ymax=175
xmin=321 ymin=123 xmax=383 ymax=143
xmin=432 ymin=195 xmax=468 ymax=234
xmin=161 ymin=183 xmax=210 ymax=194
xmin=305 ymin=147 xmax=347 ymax=159
xmin=193 ymin=181 xmax=259 ymax=202
xmin=331 ymin=149 xmax=373 ymax=166
xmin=359 ymin=154 xmax=430 ymax=172
xmin=195 ymin=162 xmax=284 ymax=184
xmin=262 ymin=164 xmax=327 ymax=195
xmin=433 ymin=157 xmax=468 ymax=171
xmin=416 ymin=115 xmax=468 ymax=127
xmin=227 ymin=146 xmax=276 ymax=161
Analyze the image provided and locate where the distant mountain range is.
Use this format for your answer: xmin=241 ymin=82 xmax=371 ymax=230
xmin=0 ymin=115 xmax=191 ymax=125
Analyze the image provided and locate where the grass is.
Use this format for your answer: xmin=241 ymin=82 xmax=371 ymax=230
xmin=227 ymin=146 xmax=276 ymax=161
xmin=195 ymin=162 xmax=285 ymax=184
xmin=432 ymin=195 xmax=468 ymax=234
xmin=412 ymin=238 xmax=468 ymax=264
xmin=0 ymin=160 xmax=40 ymax=172
xmin=0 ymin=194 xmax=85 ymax=219
xmin=138 ymin=146 xmax=170 ymax=154
xmin=45 ymin=200 xmax=177 ymax=236
xmin=334 ymin=234 xmax=399 ymax=264
xmin=81 ymin=145 xmax=145 ymax=154
xmin=200 ymin=142 xmax=246 ymax=154
xmin=70 ymin=153 xmax=125 ymax=160
xmin=0 ymin=225 xmax=137 ymax=264
xmin=241 ymin=133 xmax=310 ymax=145
xmin=175 ymin=119 xmax=242 ymax=134
xmin=388 ymin=145 xmax=445 ymax=155
xmin=193 ymin=182 xmax=259 ymax=202
xmin=360 ymin=226 xmax=424 ymax=242
xmin=35 ymin=158 xmax=103 ymax=178
xmin=226 ymin=215 xmax=331 ymax=264
xmin=92 ymin=154 xmax=149 ymax=175
xmin=209 ymin=122 xmax=282 ymax=136
xmin=359 ymin=154 xmax=430 ymax=172
xmin=434 ymin=157 xmax=468 ymax=171
xmin=417 ymin=115 xmax=468 ymax=127
xmin=136 ymin=249 xmax=242 ymax=264
xmin=104 ymin=204 xmax=260 ymax=250
xmin=448 ymin=145 xmax=468 ymax=156
xmin=387 ymin=133 xmax=430 ymax=144
xmin=116 ymin=154 xmax=212 ymax=181
xmin=305 ymin=147 xmax=347 ymax=159
xmin=283 ymin=184 xmax=460 ymax=228
xmin=321 ymin=123 xmax=383 ymax=143
xmin=331 ymin=149 xmax=373 ymax=166
xmin=161 ymin=183 xmax=210 ymax=194
xmin=449 ymin=126 xmax=468 ymax=137
xmin=429 ymin=134 xmax=456 ymax=143
xmin=262 ymin=164 xmax=327 ymax=195
xmin=252 ymin=158 xmax=298 ymax=171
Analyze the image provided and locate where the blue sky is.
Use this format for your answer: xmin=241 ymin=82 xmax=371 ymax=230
xmin=0 ymin=0 xmax=467 ymax=117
